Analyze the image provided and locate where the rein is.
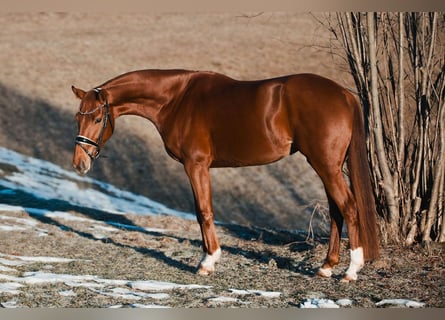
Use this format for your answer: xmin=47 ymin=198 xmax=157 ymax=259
xmin=75 ymin=88 xmax=114 ymax=161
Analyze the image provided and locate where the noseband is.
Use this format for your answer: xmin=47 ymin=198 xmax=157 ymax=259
xmin=75 ymin=88 xmax=114 ymax=161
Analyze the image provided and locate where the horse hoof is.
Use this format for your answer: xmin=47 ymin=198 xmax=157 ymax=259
xmin=317 ymin=267 xmax=332 ymax=278
xmin=340 ymin=274 xmax=357 ymax=282
xmin=197 ymin=266 xmax=214 ymax=276
xmin=197 ymin=248 xmax=221 ymax=276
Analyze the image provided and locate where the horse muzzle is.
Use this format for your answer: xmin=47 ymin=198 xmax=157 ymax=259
xmin=73 ymin=155 xmax=92 ymax=176
xmin=73 ymin=135 xmax=101 ymax=175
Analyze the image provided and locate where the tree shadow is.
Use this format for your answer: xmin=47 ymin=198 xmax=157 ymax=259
xmin=0 ymin=186 xmax=197 ymax=273
xmin=220 ymin=223 xmax=325 ymax=276
xmin=1 ymin=183 xmax=323 ymax=275
xmin=26 ymin=209 xmax=197 ymax=274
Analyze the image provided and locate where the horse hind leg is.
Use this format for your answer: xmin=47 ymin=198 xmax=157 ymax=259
xmin=317 ymin=194 xmax=344 ymax=278
xmin=317 ymin=168 xmax=364 ymax=281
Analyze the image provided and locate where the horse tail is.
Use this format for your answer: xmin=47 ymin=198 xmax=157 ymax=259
xmin=347 ymin=95 xmax=379 ymax=261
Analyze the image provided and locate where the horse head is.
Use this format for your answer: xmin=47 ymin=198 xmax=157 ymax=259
xmin=72 ymin=86 xmax=114 ymax=175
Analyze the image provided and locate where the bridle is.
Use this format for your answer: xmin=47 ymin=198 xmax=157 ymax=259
xmin=75 ymin=88 xmax=114 ymax=161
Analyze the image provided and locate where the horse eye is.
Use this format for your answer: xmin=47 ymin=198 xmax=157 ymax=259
xmin=94 ymin=118 xmax=102 ymax=124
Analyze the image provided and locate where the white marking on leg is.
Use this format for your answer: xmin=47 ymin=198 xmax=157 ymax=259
xmin=198 ymin=248 xmax=221 ymax=275
xmin=343 ymin=247 xmax=364 ymax=281
xmin=317 ymin=267 xmax=333 ymax=278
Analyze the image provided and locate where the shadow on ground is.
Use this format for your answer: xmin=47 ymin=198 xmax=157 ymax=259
xmin=0 ymin=183 xmax=320 ymax=275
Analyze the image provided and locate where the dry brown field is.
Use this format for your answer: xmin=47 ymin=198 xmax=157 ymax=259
xmin=0 ymin=13 xmax=443 ymax=308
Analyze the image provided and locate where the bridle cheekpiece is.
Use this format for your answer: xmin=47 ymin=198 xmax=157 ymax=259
xmin=75 ymin=87 xmax=114 ymax=161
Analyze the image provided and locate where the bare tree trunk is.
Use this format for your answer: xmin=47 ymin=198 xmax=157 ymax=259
xmin=322 ymin=12 xmax=445 ymax=245
xmin=367 ymin=12 xmax=399 ymax=240
xmin=397 ymin=13 xmax=405 ymax=168
xmin=439 ymin=163 xmax=445 ymax=242
xmin=424 ymin=98 xmax=445 ymax=241
xmin=420 ymin=12 xmax=439 ymax=242
xmin=397 ymin=13 xmax=406 ymax=224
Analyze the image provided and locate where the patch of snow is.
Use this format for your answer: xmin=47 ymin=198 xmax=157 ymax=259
xmin=0 ymin=265 xmax=17 ymax=273
xmin=0 ymin=274 xmax=20 ymax=282
xmin=59 ymin=290 xmax=77 ymax=297
xmin=94 ymin=278 xmax=128 ymax=287
xmin=229 ymin=288 xmax=281 ymax=298
xmin=0 ymin=300 xmax=20 ymax=308
xmin=228 ymin=289 xmax=250 ymax=295
xmin=108 ymin=303 xmax=170 ymax=308
xmin=37 ymin=229 xmax=49 ymax=237
xmin=0 ymin=268 xmax=211 ymax=302
xmin=63 ymin=281 xmax=104 ymax=289
xmin=0 ymin=147 xmax=193 ymax=220
xmin=208 ymin=296 xmax=239 ymax=303
xmin=336 ymin=298 xmax=353 ymax=306
xmin=40 ymin=211 xmax=93 ymax=223
xmin=129 ymin=280 xmax=211 ymax=291
xmin=19 ymin=272 xmax=97 ymax=285
xmin=24 ymin=207 xmax=94 ymax=223
xmin=0 ymin=253 xmax=84 ymax=264
xmin=0 ymin=210 xmax=48 ymax=236
xmin=94 ymin=288 xmax=146 ymax=301
xmin=93 ymin=287 xmax=170 ymax=301
xmin=0 ymin=257 xmax=27 ymax=267
xmin=142 ymin=293 xmax=170 ymax=300
xmin=376 ymin=299 xmax=426 ymax=308
xmin=300 ymin=298 xmax=340 ymax=308
xmin=0 ymin=215 xmax=38 ymax=226
xmin=130 ymin=303 xmax=170 ymax=308
xmin=0 ymin=204 xmax=24 ymax=212
xmin=91 ymin=233 xmax=108 ymax=240
xmin=0 ymin=225 xmax=27 ymax=231
xmin=0 ymin=282 xmax=23 ymax=295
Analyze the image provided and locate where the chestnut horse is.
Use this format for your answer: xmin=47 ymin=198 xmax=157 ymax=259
xmin=72 ymin=69 xmax=379 ymax=281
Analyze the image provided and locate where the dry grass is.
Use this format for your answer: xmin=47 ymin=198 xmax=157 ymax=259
xmin=0 ymin=208 xmax=443 ymax=307
xmin=3 ymin=13 xmax=443 ymax=308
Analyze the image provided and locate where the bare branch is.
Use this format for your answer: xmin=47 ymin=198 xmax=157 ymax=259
xmin=367 ymin=12 xmax=399 ymax=239
xmin=323 ymin=12 xmax=445 ymax=244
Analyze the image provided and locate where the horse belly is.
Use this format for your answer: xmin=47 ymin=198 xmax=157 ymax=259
xmin=210 ymin=125 xmax=292 ymax=167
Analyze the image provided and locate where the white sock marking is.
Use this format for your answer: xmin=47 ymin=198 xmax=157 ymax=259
xmin=318 ymin=267 xmax=332 ymax=278
xmin=199 ymin=248 xmax=221 ymax=273
xmin=345 ymin=247 xmax=364 ymax=280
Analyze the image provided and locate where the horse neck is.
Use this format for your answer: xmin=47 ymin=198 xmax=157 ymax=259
xmin=104 ymin=70 xmax=191 ymax=127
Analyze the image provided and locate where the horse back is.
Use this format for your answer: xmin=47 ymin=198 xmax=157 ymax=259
xmin=159 ymin=72 xmax=353 ymax=167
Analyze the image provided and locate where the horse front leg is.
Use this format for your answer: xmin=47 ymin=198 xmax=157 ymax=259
xmin=184 ymin=161 xmax=221 ymax=275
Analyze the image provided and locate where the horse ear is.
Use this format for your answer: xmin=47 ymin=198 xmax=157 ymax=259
xmin=72 ymin=86 xmax=86 ymax=100
xmin=96 ymin=89 xmax=108 ymax=105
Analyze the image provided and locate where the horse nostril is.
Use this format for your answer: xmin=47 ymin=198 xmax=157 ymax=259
xmin=73 ymin=159 xmax=90 ymax=175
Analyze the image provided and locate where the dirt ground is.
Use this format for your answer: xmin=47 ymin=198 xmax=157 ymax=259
xmin=0 ymin=208 xmax=443 ymax=307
